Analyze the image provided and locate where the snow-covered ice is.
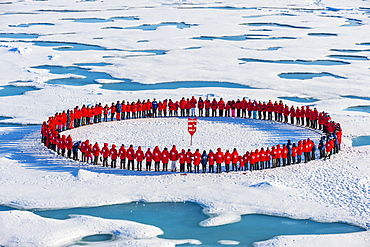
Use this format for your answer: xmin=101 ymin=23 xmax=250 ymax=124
xmin=0 ymin=0 xmax=370 ymax=246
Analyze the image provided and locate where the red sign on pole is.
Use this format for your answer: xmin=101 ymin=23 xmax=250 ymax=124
xmin=188 ymin=118 xmax=197 ymax=145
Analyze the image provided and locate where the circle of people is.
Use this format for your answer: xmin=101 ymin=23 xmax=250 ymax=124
xmin=41 ymin=96 xmax=342 ymax=173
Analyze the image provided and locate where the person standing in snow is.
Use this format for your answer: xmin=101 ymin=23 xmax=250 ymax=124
xmin=178 ymin=149 xmax=186 ymax=172
xmin=193 ymin=149 xmax=201 ymax=173
xmin=153 ymin=146 xmax=162 ymax=172
xmin=110 ymin=144 xmax=118 ymax=168
xmin=201 ymin=150 xmax=208 ymax=173
xmin=118 ymin=144 xmax=127 ymax=169
xmin=92 ymin=142 xmax=100 ymax=165
xmin=127 ymin=145 xmax=135 ymax=170
xmin=145 ymin=148 xmax=153 ymax=171
xmin=135 ymin=146 xmax=144 ymax=171
xmin=161 ymin=147 xmax=170 ymax=171
xmin=215 ymin=148 xmax=224 ymax=173
xmin=170 ymin=145 xmax=178 ymax=172
xmin=186 ymin=149 xmax=193 ymax=173
xmin=208 ymin=150 xmax=215 ymax=173
xmin=72 ymin=141 xmax=81 ymax=161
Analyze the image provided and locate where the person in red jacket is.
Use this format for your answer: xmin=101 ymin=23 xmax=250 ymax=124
xmin=178 ymin=149 xmax=186 ymax=172
xmin=204 ymin=98 xmax=211 ymax=117
xmin=192 ymin=149 xmax=201 ymax=173
xmin=80 ymin=139 xmax=89 ymax=162
xmin=295 ymin=106 xmax=301 ymax=125
xmin=254 ymin=149 xmax=260 ymax=170
xmin=291 ymin=143 xmax=297 ymax=164
xmin=145 ymin=148 xmax=153 ymax=171
xmin=190 ymin=96 xmax=197 ymax=117
xmin=243 ymin=151 xmax=250 ymax=171
xmin=66 ymin=135 xmax=73 ymax=159
xmin=135 ymin=146 xmax=144 ymax=171
xmin=153 ymin=146 xmax=162 ymax=172
xmin=283 ymin=105 xmax=290 ymax=123
xmin=211 ymin=98 xmax=218 ymax=117
xmin=271 ymin=146 xmax=277 ymax=168
xmin=179 ymin=97 xmax=186 ymax=117
xmin=186 ymin=149 xmax=193 ymax=173
xmin=92 ymin=142 xmax=100 ymax=166
xmin=101 ymin=143 xmax=110 ymax=167
xmin=289 ymin=106 xmax=296 ymax=125
xmin=86 ymin=144 xmax=93 ymax=163
xmin=259 ymin=148 xmax=266 ymax=170
xmin=249 ymin=151 xmax=257 ymax=171
xmin=161 ymin=147 xmax=170 ymax=171
xmin=231 ymin=148 xmax=239 ymax=171
xmin=282 ymin=144 xmax=288 ymax=166
xmin=325 ymin=138 xmax=334 ymax=160
xmin=265 ymin=148 xmax=271 ymax=169
xmin=297 ymin=141 xmax=303 ymax=164
xmin=170 ymin=145 xmax=178 ymax=172
xmin=224 ymin=150 xmax=232 ymax=172
xmin=118 ymin=144 xmax=127 ymax=169
xmin=218 ymin=98 xmax=226 ymax=117
xmin=276 ymin=144 xmax=282 ymax=167
xmin=208 ymin=150 xmax=215 ymax=173
xmin=215 ymin=148 xmax=224 ymax=173
xmin=110 ymin=144 xmax=118 ymax=168
xmin=127 ymin=145 xmax=135 ymax=170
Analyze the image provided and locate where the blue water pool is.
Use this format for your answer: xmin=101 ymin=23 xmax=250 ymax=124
xmin=278 ymin=97 xmax=319 ymax=103
xmin=342 ymin=95 xmax=370 ymax=101
xmin=193 ymin=35 xmax=296 ymax=41
xmin=32 ymin=65 xmax=253 ymax=90
xmin=330 ymin=48 xmax=370 ymax=53
xmin=0 ymin=33 xmax=40 ymax=39
xmin=239 ymin=58 xmax=349 ymax=65
xmin=0 ymin=85 xmax=39 ymax=97
xmin=278 ymin=72 xmax=345 ymax=80
xmin=327 ymin=54 xmax=368 ymax=60
xmin=345 ymin=105 xmax=370 ymax=114
xmin=9 ymin=23 xmax=54 ymax=27
xmin=242 ymin=22 xmax=310 ymax=29
xmin=31 ymin=41 xmax=110 ymax=51
xmin=125 ymin=22 xmax=198 ymax=31
xmin=352 ymin=136 xmax=370 ymax=147
xmin=62 ymin=16 xmax=139 ymax=23
xmin=341 ymin=18 xmax=362 ymax=27
xmin=308 ymin=33 xmax=337 ymax=37
xmin=26 ymin=202 xmax=365 ymax=246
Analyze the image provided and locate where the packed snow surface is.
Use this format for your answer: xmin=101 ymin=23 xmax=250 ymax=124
xmin=0 ymin=0 xmax=370 ymax=246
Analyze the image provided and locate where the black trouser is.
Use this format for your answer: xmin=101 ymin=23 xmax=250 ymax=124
xmin=155 ymin=161 xmax=160 ymax=171
xmin=242 ymin=109 xmax=246 ymax=118
xmin=137 ymin=161 xmax=142 ymax=171
xmin=187 ymin=163 xmax=192 ymax=172
xmin=225 ymin=163 xmax=230 ymax=172
xmin=198 ymin=109 xmax=203 ymax=117
xmin=297 ymin=155 xmax=302 ymax=163
xmin=292 ymin=156 xmax=296 ymax=164
xmin=290 ymin=117 xmax=294 ymax=125
xmin=128 ymin=160 xmax=134 ymax=170
xmin=102 ymin=157 xmax=108 ymax=167
xmin=219 ymin=109 xmax=223 ymax=117
xmin=110 ymin=113 xmax=115 ymax=121
xmin=94 ymin=156 xmax=99 ymax=165
xmin=181 ymin=109 xmax=185 ymax=117
xmin=209 ymin=165 xmax=214 ymax=173
xmin=232 ymin=163 xmax=238 ymax=171
xmin=152 ymin=108 xmax=157 ymax=117
xmin=120 ymin=159 xmax=126 ymax=169
xmin=202 ymin=165 xmax=207 ymax=173
xmin=212 ymin=109 xmax=216 ymax=117
xmin=73 ymin=151 xmax=78 ymax=160
xmin=163 ymin=163 xmax=168 ymax=171
xmin=194 ymin=165 xmax=199 ymax=173
xmin=216 ymin=163 xmax=222 ymax=173
xmin=146 ymin=161 xmax=152 ymax=171
xmin=67 ymin=149 xmax=72 ymax=159
xmin=111 ymin=159 xmax=116 ymax=168
xmin=180 ymin=163 xmax=185 ymax=172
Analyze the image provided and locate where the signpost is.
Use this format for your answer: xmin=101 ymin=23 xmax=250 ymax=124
xmin=188 ymin=118 xmax=197 ymax=146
